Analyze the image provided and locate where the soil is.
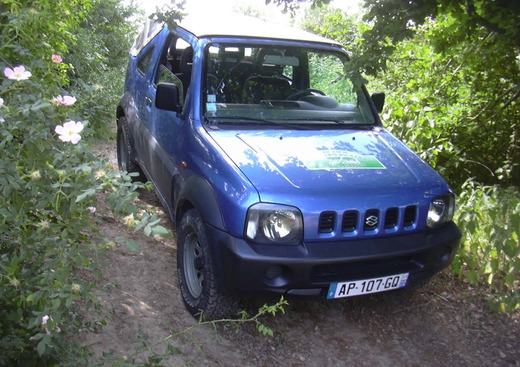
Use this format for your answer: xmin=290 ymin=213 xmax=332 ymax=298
xmin=79 ymin=141 xmax=520 ymax=367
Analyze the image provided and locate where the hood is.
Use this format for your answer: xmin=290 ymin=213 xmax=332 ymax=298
xmin=208 ymin=128 xmax=449 ymax=208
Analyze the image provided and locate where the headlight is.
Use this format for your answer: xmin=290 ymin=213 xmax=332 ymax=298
xmin=427 ymin=193 xmax=455 ymax=228
xmin=246 ymin=203 xmax=303 ymax=245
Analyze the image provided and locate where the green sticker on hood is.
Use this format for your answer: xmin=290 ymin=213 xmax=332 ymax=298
xmin=304 ymin=150 xmax=386 ymax=170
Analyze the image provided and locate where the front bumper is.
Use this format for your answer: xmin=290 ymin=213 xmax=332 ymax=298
xmin=207 ymin=222 xmax=461 ymax=298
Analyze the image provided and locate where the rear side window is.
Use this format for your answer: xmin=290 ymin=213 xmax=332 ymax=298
xmin=137 ymin=46 xmax=155 ymax=76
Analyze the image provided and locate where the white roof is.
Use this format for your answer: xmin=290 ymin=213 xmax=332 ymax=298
xmin=178 ymin=14 xmax=341 ymax=46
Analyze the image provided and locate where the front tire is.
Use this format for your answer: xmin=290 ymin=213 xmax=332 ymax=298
xmin=177 ymin=209 xmax=240 ymax=319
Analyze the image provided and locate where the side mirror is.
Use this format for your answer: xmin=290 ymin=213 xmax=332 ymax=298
xmin=371 ymin=92 xmax=385 ymax=114
xmin=156 ymin=83 xmax=182 ymax=112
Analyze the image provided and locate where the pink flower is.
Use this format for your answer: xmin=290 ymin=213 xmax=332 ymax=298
xmin=51 ymin=95 xmax=76 ymax=106
xmin=52 ymin=54 xmax=63 ymax=63
xmin=55 ymin=120 xmax=84 ymax=144
xmin=87 ymin=206 xmax=96 ymax=213
xmin=42 ymin=315 xmax=50 ymax=325
xmin=4 ymin=65 xmax=32 ymax=81
xmin=41 ymin=315 xmax=61 ymax=334
xmin=0 ymin=97 xmax=3 ymax=108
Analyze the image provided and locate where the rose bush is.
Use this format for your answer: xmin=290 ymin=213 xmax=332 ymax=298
xmin=0 ymin=0 xmax=154 ymax=365
xmin=0 ymin=58 xmax=171 ymax=364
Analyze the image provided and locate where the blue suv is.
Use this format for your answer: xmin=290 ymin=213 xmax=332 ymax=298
xmin=117 ymin=16 xmax=461 ymax=319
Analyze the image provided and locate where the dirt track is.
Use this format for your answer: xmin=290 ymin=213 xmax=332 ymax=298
xmin=79 ymin=142 xmax=520 ymax=366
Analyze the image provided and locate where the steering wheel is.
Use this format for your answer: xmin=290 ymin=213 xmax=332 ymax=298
xmin=286 ymin=88 xmax=326 ymax=100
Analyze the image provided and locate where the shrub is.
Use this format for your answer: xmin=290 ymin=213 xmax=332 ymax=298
xmin=0 ymin=1 xmax=159 ymax=364
xmin=454 ymin=181 xmax=520 ymax=312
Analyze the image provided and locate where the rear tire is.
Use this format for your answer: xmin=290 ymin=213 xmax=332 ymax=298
xmin=116 ymin=116 xmax=146 ymax=182
xmin=177 ymin=209 xmax=240 ymax=320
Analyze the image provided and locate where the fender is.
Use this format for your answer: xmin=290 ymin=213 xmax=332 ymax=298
xmin=117 ymin=92 xmax=138 ymax=123
xmin=176 ymin=175 xmax=225 ymax=230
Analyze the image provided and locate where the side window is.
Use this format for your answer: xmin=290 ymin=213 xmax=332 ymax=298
xmin=155 ymin=37 xmax=193 ymax=103
xmin=137 ymin=46 xmax=155 ymax=76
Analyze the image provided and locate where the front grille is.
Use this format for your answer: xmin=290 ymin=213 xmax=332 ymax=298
xmin=318 ymin=212 xmax=335 ymax=233
xmin=342 ymin=211 xmax=358 ymax=232
xmin=384 ymin=207 xmax=399 ymax=229
xmin=404 ymin=206 xmax=417 ymax=227
xmin=317 ymin=205 xmax=418 ymax=236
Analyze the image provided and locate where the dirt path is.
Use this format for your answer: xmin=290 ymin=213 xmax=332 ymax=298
xmin=80 ymin=142 xmax=520 ymax=366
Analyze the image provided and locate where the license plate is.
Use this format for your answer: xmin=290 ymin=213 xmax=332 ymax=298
xmin=327 ymin=273 xmax=409 ymax=299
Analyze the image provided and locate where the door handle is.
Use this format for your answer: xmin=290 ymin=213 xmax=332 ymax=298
xmin=145 ymin=97 xmax=152 ymax=107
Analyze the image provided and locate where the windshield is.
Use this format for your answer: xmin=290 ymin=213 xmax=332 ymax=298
xmin=203 ymin=43 xmax=375 ymax=126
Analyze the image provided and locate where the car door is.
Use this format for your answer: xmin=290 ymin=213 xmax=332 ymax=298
xmin=132 ymin=32 xmax=165 ymax=173
xmin=147 ymin=33 xmax=195 ymax=206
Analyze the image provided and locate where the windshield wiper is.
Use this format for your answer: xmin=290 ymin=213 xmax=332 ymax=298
xmin=285 ymin=118 xmax=373 ymax=127
xmin=206 ymin=116 xmax=311 ymax=129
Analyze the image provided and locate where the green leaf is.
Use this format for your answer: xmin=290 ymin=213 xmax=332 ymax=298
xmin=30 ymin=101 xmax=51 ymax=112
xmin=505 ymin=274 xmax=516 ymax=288
xmin=467 ymin=271 xmax=478 ymax=284
xmin=125 ymin=239 xmax=139 ymax=251
xmin=144 ymin=225 xmax=152 ymax=237
xmin=151 ymin=225 xmax=172 ymax=238
xmin=76 ymin=188 xmax=96 ymax=203
xmin=37 ymin=339 xmax=47 ymax=357
xmin=36 ymin=335 xmax=52 ymax=356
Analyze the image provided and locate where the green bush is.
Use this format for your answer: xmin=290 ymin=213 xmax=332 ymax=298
xmin=66 ymin=0 xmax=140 ymax=137
xmin=0 ymin=1 xmax=164 ymax=364
xmin=0 ymin=61 xmax=142 ymax=364
xmin=454 ymin=182 xmax=520 ymax=312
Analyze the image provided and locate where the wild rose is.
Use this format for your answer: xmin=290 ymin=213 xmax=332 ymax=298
xmin=11 ymin=278 xmax=20 ymax=288
xmin=38 ymin=220 xmax=50 ymax=231
xmin=41 ymin=315 xmax=49 ymax=325
xmin=123 ymin=213 xmax=137 ymax=228
xmin=71 ymin=283 xmax=81 ymax=293
xmin=55 ymin=120 xmax=84 ymax=144
xmin=51 ymin=95 xmax=76 ymax=106
xmin=30 ymin=170 xmax=42 ymax=180
xmin=94 ymin=169 xmax=106 ymax=180
xmin=51 ymin=54 xmax=63 ymax=63
xmin=4 ymin=65 xmax=32 ymax=81
xmin=41 ymin=315 xmax=61 ymax=334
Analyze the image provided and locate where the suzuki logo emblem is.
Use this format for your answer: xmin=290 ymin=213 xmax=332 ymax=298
xmin=365 ymin=215 xmax=378 ymax=227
